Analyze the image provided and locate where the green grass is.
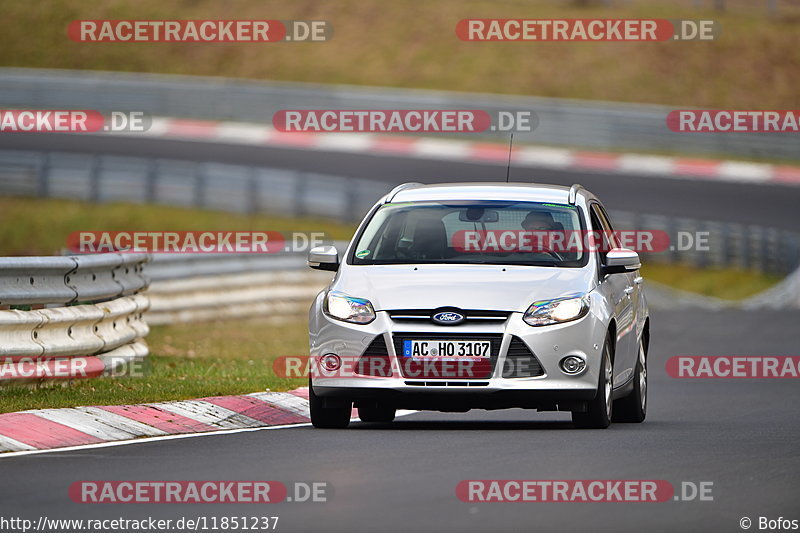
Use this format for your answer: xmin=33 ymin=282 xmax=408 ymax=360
xmin=640 ymin=262 xmax=782 ymax=300
xmin=0 ymin=196 xmax=356 ymax=256
xmin=0 ymin=318 xmax=310 ymax=414
xmin=0 ymin=0 xmax=798 ymax=109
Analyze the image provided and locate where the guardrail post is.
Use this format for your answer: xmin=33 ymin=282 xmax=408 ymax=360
xmin=761 ymin=226 xmax=778 ymax=274
xmin=758 ymin=227 xmax=765 ymax=273
xmin=194 ymin=162 xmax=207 ymax=208
xmin=89 ymin=155 xmax=102 ymax=203
xmin=345 ymin=177 xmax=358 ymax=222
xmin=741 ymin=226 xmax=752 ymax=270
xmin=36 ymin=152 xmax=51 ymax=198
xmin=696 ymin=220 xmax=708 ymax=269
xmin=718 ymin=224 xmax=727 ymax=269
xmin=146 ymin=159 xmax=158 ymax=203
xmin=667 ymin=218 xmax=678 ymax=265
xmin=293 ymin=172 xmax=307 ymax=217
xmin=248 ymin=167 xmax=259 ymax=214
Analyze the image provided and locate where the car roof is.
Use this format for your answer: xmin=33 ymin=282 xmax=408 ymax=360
xmin=387 ymin=182 xmax=595 ymax=205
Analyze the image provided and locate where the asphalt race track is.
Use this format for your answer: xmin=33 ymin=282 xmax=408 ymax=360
xmin=1 ymin=308 xmax=798 ymax=532
xmin=1 ymin=134 xmax=799 ymax=532
xmin=2 ymin=132 xmax=800 ymax=230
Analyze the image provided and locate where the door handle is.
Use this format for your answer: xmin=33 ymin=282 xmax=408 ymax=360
xmin=634 ymin=276 xmax=644 ymax=285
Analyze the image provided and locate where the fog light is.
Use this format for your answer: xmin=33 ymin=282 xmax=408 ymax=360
xmin=320 ymin=353 xmax=342 ymax=372
xmin=560 ymin=356 xmax=586 ymax=375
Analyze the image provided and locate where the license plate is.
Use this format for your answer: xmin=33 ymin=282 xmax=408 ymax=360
xmin=403 ymin=340 xmax=491 ymax=358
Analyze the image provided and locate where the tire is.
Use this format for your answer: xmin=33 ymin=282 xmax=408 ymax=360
xmin=309 ymin=378 xmax=351 ymax=429
xmin=572 ymin=336 xmax=613 ymax=429
xmin=613 ymin=337 xmax=647 ymax=423
xmin=358 ymin=404 xmax=396 ymax=423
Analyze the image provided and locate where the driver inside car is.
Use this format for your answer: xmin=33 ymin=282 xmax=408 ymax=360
xmin=521 ymin=210 xmax=563 ymax=232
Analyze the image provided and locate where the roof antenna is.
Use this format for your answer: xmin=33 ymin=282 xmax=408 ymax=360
xmin=505 ymin=133 xmax=514 ymax=183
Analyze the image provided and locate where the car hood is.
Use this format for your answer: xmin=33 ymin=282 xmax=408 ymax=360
xmin=332 ymin=264 xmax=596 ymax=312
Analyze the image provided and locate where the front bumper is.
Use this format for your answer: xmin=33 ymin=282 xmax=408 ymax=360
xmin=309 ymin=308 xmax=609 ymax=411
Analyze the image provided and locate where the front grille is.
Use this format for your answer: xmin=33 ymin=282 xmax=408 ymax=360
xmin=388 ymin=309 xmax=510 ymax=324
xmin=354 ymin=335 xmax=392 ymax=377
xmin=405 ymin=381 xmax=490 ymax=387
xmin=392 ymin=333 xmax=502 ymax=379
xmin=502 ymin=336 xmax=545 ymax=378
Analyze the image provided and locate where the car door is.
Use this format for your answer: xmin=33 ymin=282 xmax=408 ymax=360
xmin=589 ymin=203 xmax=637 ymax=388
xmin=598 ymin=204 xmax=646 ymax=349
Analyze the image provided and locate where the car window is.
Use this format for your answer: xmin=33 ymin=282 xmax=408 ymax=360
xmin=590 ymin=203 xmax=619 ymax=264
xmin=351 ymin=201 xmax=588 ymax=267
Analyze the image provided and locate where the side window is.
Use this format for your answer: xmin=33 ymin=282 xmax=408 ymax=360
xmin=589 ymin=204 xmax=617 ymax=265
xmin=597 ymin=205 xmax=617 ymax=237
xmin=589 ymin=206 xmax=605 ymax=264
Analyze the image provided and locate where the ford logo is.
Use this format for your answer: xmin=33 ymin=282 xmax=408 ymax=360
xmin=432 ymin=310 xmax=465 ymax=325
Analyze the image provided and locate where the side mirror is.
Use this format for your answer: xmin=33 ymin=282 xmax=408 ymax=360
xmin=603 ymin=248 xmax=640 ymax=275
xmin=308 ymin=245 xmax=339 ymax=271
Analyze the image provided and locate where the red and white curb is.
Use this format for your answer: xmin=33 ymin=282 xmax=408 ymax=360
xmin=0 ymin=387 xmax=354 ymax=456
xmin=108 ymin=117 xmax=800 ymax=186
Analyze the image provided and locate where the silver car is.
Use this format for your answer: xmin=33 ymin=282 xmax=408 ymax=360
xmin=307 ymin=182 xmax=649 ymax=429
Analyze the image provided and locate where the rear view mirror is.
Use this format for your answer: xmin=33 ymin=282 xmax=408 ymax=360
xmin=308 ymin=245 xmax=339 ymax=271
xmin=603 ymin=248 xmax=640 ymax=275
xmin=458 ymin=209 xmax=499 ymax=223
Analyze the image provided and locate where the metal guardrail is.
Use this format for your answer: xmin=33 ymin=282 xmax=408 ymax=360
xmin=144 ymin=245 xmax=346 ymax=324
xmin=0 ymin=254 xmax=150 ymax=386
xmin=610 ymin=211 xmax=800 ymax=275
xmin=1 ymin=147 xmax=798 ymax=275
xmin=146 ymin=270 xmax=331 ymax=325
xmin=145 ymin=242 xmax=349 ymax=281
xmin=0 ymin=68 xmax=797 ymax=160
xmin=0 ymin=149 xmax=387 ymax=223
xmin=0 ymin=252 xmax=148 ymax=305
xmin=147 ymin=252 xmax=307 ymax=281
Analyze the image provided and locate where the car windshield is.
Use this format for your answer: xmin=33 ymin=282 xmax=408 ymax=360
xmin=351 ymin=200 xmax=587 ymax=267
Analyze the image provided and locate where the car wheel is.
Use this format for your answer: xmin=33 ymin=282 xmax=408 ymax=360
xmin=572 ymin=335 xmax=613 ymax=429
xmin=358 ymin=404 xmax=396 ymax=423
xmin=612 ymin=337 xmax=647 ymax=423
xmin=309 ymin=378 xmax=351 ymax=429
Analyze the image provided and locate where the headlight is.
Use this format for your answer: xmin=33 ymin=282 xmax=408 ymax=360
xmin=523 ymin=294 xmax=589 ymax=327
xmin=324 ymin=291 xmax=376 ymax=324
